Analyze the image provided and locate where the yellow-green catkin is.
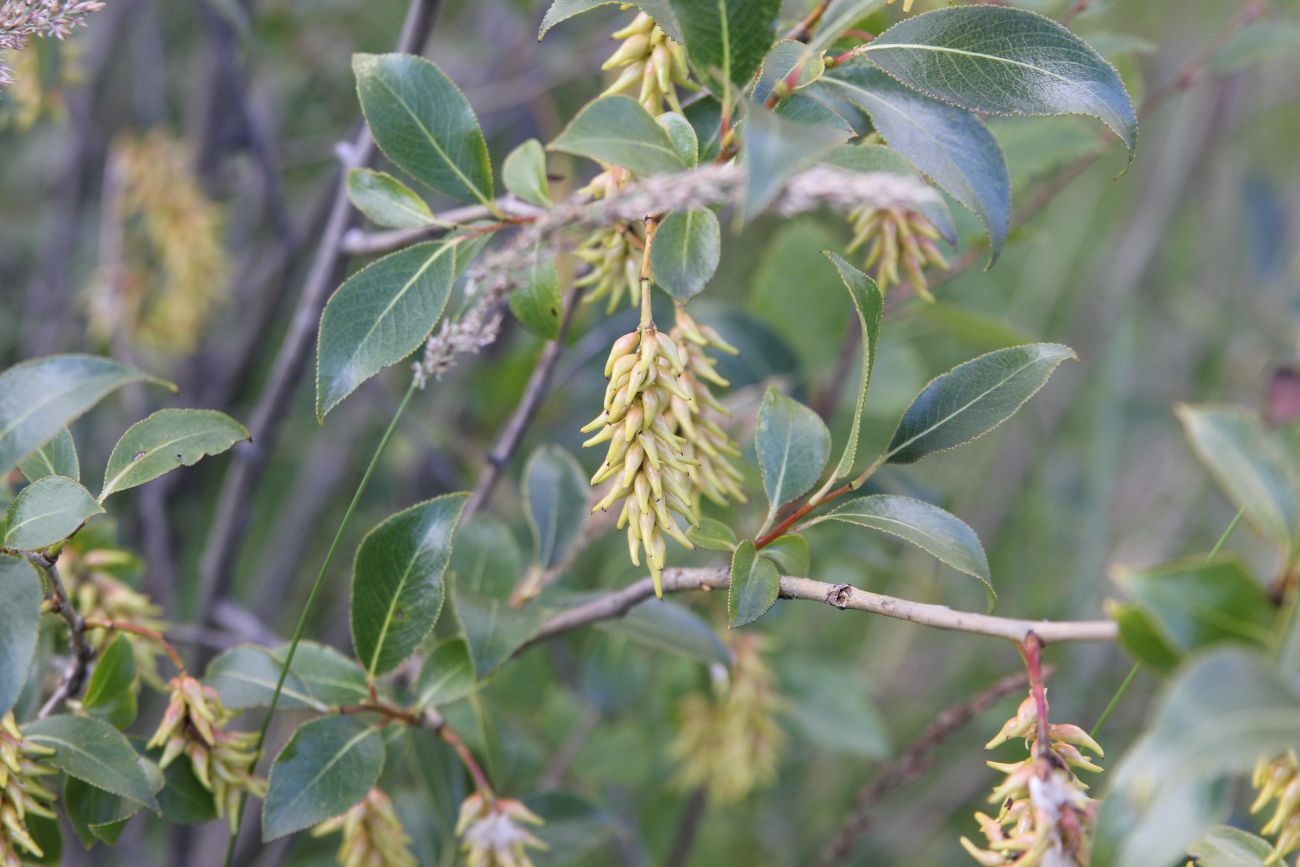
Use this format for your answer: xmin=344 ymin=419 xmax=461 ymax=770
xmin=669 ymin=306 xmax=746 ymax=508
xmin=582 ymin=325 xmax=698 ymax=597
xmin=455 ymin=793 xmax=547 ymax=867
xmin=599 ymin=9 xmax=692 ymax=116
xmin=669 ymin=635 xmax=785 ymax=803
xmin=87 ymin=131 xmax=228 ymax=355
xmin=1251 ymin=750 xmax=1300 ymax=863
xmin=846 ymin=204 xmax=949 ymax=300
xmin=573 ymin=166 xmax=643 ymax=314
xmin=313 ymin=788 xmax=417 ymax=867
xmin=961 ymin=693 xmax=1104 ymax=866
xmin=0 ymin=713 xmax=58 ymax=867
xmin=146 ymin=676 xmax=264 ymax=832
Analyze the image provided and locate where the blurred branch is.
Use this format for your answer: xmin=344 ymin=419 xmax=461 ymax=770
xmin=523 ymin=568 xmax=1117 ymax=651
xmin=663 ymin=788 xmax=708 ymax=867
xmin=340 ymin=196 xmax=545 ymax=256
xmin=197 ymin=0 xmax=444 ymax=624
xmin=813 ymin=669 xmax=1035 ymax=867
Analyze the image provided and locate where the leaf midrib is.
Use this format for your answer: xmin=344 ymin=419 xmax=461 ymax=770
xmin=270 ymin=725 xmax=376 ymax=826
xmin=102 ymin=429 xmax=233 ymax=497
xmin=863 ymin=41 xmax=1079 ymax=89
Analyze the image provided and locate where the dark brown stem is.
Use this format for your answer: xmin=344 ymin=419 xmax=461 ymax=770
xmin=663 ymin=788 xmax=708 ymax=867
xmin=813 ymin=669 xmax=1036 ymax=867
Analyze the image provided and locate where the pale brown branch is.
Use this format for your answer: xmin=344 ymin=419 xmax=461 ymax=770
xmin=340 ymin=196 xmax=545 ymax=257
xmin=522 ymin=567 xmax=1117 ymax=652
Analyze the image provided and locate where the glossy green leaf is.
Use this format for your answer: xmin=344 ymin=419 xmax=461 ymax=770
xmin=886 ymin=343 xmax=1076 ymax=464
xmin=353 ymin=53 xmax=493 ymax=206
xmin=4 ymin=475 xmax=102 ymax=549
xmin=1099 ymin=649 xmax=1300 ymax=867
xmin=524 ymin=445 xmax=588 ymax=570
xmin=262 ymin=716 xmax=384 ymax=841
xmin=864 ymin=6 xmax=1137 ymax=153
xmin=1109 ymin=602 xmax=1181 ymax=674
xmin=346 ymin=168 xmax=436 ymax=229
xmin=0 ymin=355 xmax=170 ymax=476
xmin=538 ymin=0 xmax=682 ymax=43
xmin=455 ymin=588 xmax=543 ymax=678
xmin=269 ymin=641 xmax=370 ymax=706
xmin=1113 ymin=559 xmax=1275 ymax=656
xmin=657 ymin=112 xmax=699 ymax=166
xmin=204 ymin=645 xmax=325 ymax=712
xmin=416 ymin=638 xmax=476 ymax=708
xmin=316 ymin=240 xmax=458 ymax=420
xmin=18 ymin=427 xmax=78 ymax=482
xmin=352 ymin=493 xmax=468 ymax=678
xmin=810 ymin=494 xmax=994 ymax=609
xmin=157 ymin=751 xmax=218 ymax=825
xmin=23 ymin=715 xmax=158 ymax=810
xmin=762 ymin=534 xmax=809 ymax=576
xmin=592 ymin=596 xmax=731 ymax=666
xmin=80 ymin=636 xmax=137 ymax=729
xmin=755 ymin=387 xmax=831 ymax=523
xmin=650 ymin=209 xmax=720 ymax=301
xmin=0 ymin=554 xmax=42 ymax=716
xmin=1186 ymin=825 xmax=1274 ymax=867
xmin=728 ymin=541 xmax=780 ymax=628
xmin=99 ymin=409 xmax=248 ymax=500
xmin=502 ymin=138 xmax=552 ymax=207
xmin=65 ymin=772 xmax=146 ymax=847
xmin=688 ymin=517 xmax=736 ymax=551
xmin=818 ymin=61 xmax=1010 ymax=258
xmin=447 ymin=515 xmax=522 ymax=598
xmin=509 ymin=246 xmax=564 ymax=339
xmin=670 ymin=0 xmax=780 ymax=93
xmin=1177 ymin=404 xmax=1297 ymax=554
xmin=823 ymin=253 xmax=882 ymax=484
xmin=549 ymin=95 xmax=687 ymax=176
xmin=741 ymin=99 xmax=849 ymax=220
xmin=753 ymin=39 xmax=825 ymax=103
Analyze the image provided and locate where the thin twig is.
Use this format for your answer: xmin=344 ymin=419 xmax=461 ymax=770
xmin=522 ymin=567 xmax=1117 ymax=653
xmin=22 ymin=552 xmax=95 ymax=719
xmin=813 ymin=669 xmax=1034 ymax=867
xmin=340 ymin=196 xmax=544 ymax=256
xmin=663 ymin=788 xmax=708 ymax=867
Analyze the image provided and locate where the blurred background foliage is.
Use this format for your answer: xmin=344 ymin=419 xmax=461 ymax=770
xmin=1 ymin=0 xmax=1299 ymax=865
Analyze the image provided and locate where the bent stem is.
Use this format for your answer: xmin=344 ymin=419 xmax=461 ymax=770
xmin=221 ymin=378 xmax=420 ymax=867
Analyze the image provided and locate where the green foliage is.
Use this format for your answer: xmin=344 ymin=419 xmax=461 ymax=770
xmin=346 ymin=168 xmax=437 ymax=229
xmin=650 ymin=209 xmax=721 ymax=301
xmin=509 ymin=245 xmax=564 ymax=338
xmin=728 ymin=540 xmax=780 ymax=628
xmin=262 ymin=716 xmax=384 ymax=840
xmin=822 ymin=252 xmax=882 ymax=484
xmin=415 ymin=638 xmax=477 ymax=708
xmin=23 ymin=715 xmax=159 ymax=810
xmin=80 ymin=636 xmax=138 ymax=729
xmin=755 ymin=388 xmax=831 ymax=524
xmin=18 ymin=427 xmax=78 ymax=482
xmin=0 ymin=554 xmax=42 ymax=716
xmin=4 ymin=474 xmax=103 ymax=549
xmin=501 ymin=139 xmax=553 ymax=208
xmin=99 ymin=409 xmax=248 ymax=500
xmin=669 ymin=0 xmax=780 ymax=94
xmin=523 ymin=444 xmax=588 ymax=570
xmin=549 ymin=95 xmax=688 ymax=175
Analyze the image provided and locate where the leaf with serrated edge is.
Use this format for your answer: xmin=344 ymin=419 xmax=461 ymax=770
xmin=262 ymin=716 xmax=384 ymax=841
xmin=671 ymin=0 xmax=781 ymax=94
xmin=23 ymin=715 xmax=158 ymax=810
xmin=4 ymin=475 xmax=103 ymax=549
xmin=688 ymin=517 xmax=736 ymax=551
xmin=729 ymin=541 xmax=780 ymax=628
xmin=19 ymin=427 xmax=78 ymax=482
xmin=100 ymin=409 xmax=248 ymax=501
xmin=346 ymin=168 xmax=436 ymax=229
xmin=885 ymin=343 xmax=1075 ymax=464
xmin=822 ymin=253 xmax=882 ymax=485
xmin=539 ymin=0 xmax=682 ymax=42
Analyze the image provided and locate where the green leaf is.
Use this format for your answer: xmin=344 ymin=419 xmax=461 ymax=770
xmin=262 ymin=716 xmax=384 ymax=841
xmin=886 ymin=343 xmax=1076 ymax=464
xmin=1099 ymin=649 xmax=1300 ymax=867
xmin=523 ymin=445 xmax=588 ymax=570
xmin=99 ymin=409 xmax=248 ymax=501
xmin=352 ymin=493 xmax=469 ymax=678
xmin=761 ymin=534 xmax=808 ymax=576
xmin=1113 ymin=559 xmax=1275 ymax=656
xmin=592 ymin=597 xmax=731 ymax=666
xmin=1109 ymin=602 xmax=1181 ymax=674
xmin=455 ymin=589 xmax=543 ymax=678
xmin=728 ymin=540 xmax=780 ymax=628
xmin=501 ymin=139 xmax=552 ymax=207
xmin=509 ymin=246 xmax=564 ymax=339
xmin=353 ymin=53 xmax=493 ymax=206
xmin=157 ymin=751 xmax=218 ymax=825
xmin=753 ymin=39 xmax=826 ymax=103
xmin=864 ymin=7 xmax=1137 ymax=154
xmin=1177 ymin=404 xmax=1297 ymax=554
xmin=817 ymin=61 xmax=1010 ymax=258
xmin=657 ymin=112 xmax=699 ymax=166
xmin=0 ymin=554 xmax=42 ymax=716
xmin=755 ymin=388 xmax=831 ymax=523
xmin=741 ymin=99 xmax=849 ymax=220
xmin=316 ymin=240 xmax=458 ymax=420
xmin=23 ymin=715 xmax=158 ymax=810
xmin=204 ymin=645 xmax=325 ymax=712
xmin=780 ymin=658 xmax=890 ymax=758
xmin=526 ymin=792 xmax=621 ymax=867
xmin=688 ymin=517 xmax=736 ymax=551
xmin=650 ymin=209 xmax=721 ymax=302
xmin=810 ymin=494 xmax=994 ymax=609
xmin=0 ymin=355 xmax=171 ymax=476
xmin=270 ymin=641 xmax=370 ymax=706
xmin=822 ymin=253 xmax=882 ymax=484
xmin=670 ymin=0 xmax=780 ymax=94
xmin=64 ymin=756 xmax=161 ymax=846
xmin=1186 ymin=825 xmax=1274 ymax=867
xmin=346 ymin=168 xmax=436 ymax=229
xmin=448 ymin=515 xmax=522 ymax=598
xmin=4 ymin=475 xmax=103 ymax=550
xmin=416 ymin=638 xmax=477 ymax=708
xmin=19 ymin=427 xmax=78 ymax=482
xmin=80 ymin=636 xmax=137 ymax=729
xmin=538 ymin=0 xmax=683 ymax=43
xmin=549 ymin=95 xmax=687 ymax=176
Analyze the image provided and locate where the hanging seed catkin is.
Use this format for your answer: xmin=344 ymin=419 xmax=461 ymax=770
xmin=846 ymin=204 xmax=949 ymax=300
xmin=0 ymin=712 xmax=58 ymax=867
xmin=582 ymin=326 xmax=698 ymax=597
xmin=599 ymin=10 xmax=692 ymax=116
xmin=1252 ymin=750 xmax=1300 ymax=863
xmin=669 ymin=306 xmax=746 ymax=507
xmin=313 ymin=788 xmax=418 ymax=867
